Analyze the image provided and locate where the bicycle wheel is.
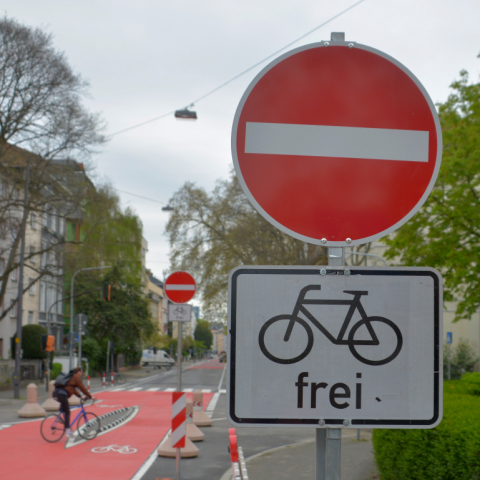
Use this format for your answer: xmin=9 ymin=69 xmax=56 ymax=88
xmin=348 ymin=316 xmax=403 ymax=366
xmin=40 ymin=414 xmax=65 ymax=442
xmin=258 ymin=314 xmax=314 ymax=365
xmin=115 ymin=373 xmax=126 ymax=385
xmin=77 ymin=412 xmax=101 ymax=440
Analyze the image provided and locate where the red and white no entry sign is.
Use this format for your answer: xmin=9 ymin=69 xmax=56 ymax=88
xmin=164 ymin=271 xmax=196 ymax=304
xmin=232 ymin=39 xmax=442 ymax=246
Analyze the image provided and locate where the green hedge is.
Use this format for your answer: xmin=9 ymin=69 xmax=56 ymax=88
xmin=373 ymin=378 xmax=480 ymax=479
xmin=50 ymin=363 xmax=62 ymax=380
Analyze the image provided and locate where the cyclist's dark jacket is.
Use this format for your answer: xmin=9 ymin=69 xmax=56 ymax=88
xmin=63 ymin=376 xmax=91 ymax=399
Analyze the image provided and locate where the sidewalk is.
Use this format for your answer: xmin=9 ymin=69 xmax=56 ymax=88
xmin=232 ymin=430 xmax=379 ymax=480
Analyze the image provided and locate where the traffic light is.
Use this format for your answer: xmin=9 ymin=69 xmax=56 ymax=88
xmin=103 ymin=282 xmax=111 ymax=301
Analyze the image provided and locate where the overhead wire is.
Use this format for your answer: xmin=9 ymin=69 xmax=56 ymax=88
xmin=115 ymin=188 xmax=168 ymax=205
xmin=109 ymin=0 xmax=366 ymax=137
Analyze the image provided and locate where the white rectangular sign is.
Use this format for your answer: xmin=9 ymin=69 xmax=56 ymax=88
xmin=168 ymin=303 xmax=192 ymax=322
xmin=228 ymin=266 xmax=442 ymax=429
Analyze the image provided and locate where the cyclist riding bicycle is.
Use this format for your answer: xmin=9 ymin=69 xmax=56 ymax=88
xmin=53 ymin=367 xmax=96 ymax=438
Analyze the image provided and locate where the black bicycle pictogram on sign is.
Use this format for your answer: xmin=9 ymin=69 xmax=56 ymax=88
xmin=258 ymin=285 xmax=403 ymax=366
xmin=173 ymin=306 xmax=187 ymax=315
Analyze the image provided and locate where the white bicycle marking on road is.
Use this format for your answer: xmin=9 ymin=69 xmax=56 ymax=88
xmin=92 ymin=444 xmax=137 ymax=454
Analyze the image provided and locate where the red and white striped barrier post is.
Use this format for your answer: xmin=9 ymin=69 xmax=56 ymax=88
xmin=87 ymin=375 xmax=90 ymax=391
xmin=230 ymin=433 xmax=240 ymax=479
xmin=172 ymin=392 xmax=186 ymax=479
xmin=111 ymin=371 xmax=114 ymax=387
xmin=102 ymin=373 xmax=106 ymax=389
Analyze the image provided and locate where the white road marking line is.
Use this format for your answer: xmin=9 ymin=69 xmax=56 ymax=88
xmin=182 ymin=388 xmax=193 ymax=392
xmin=110 ymin=388 xmax=126 ymax=392
xmin=131 ymin=429 xmax=171 ymax=480
xmin=217 ymin=364 xmax=226 ymax=392
xmin=201 ymin=389 xmax=211 ymax=393
xmin=128 ymin=387 xmax=143 ymax=391
xmin=164 ymin=388 xmax=176 ymax=392
xmin=146 ymin=388 xmax=161 ymax=391
xmin=219 ymin=389 xmax=226 ymax=394
xmin=206 ymin=392 xmax=220 ymax=416
xmin=245 ymin=122 xmax=429 ymax=162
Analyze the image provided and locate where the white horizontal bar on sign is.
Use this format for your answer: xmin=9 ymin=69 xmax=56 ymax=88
xmin=245 ymin=122 xmax=429 ymax=162
xmin=165 ymin=284 xmax=195 ymax=290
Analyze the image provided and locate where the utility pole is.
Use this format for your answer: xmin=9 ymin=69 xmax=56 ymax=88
xmin=14 ymin=162 xmax=30 ymax=399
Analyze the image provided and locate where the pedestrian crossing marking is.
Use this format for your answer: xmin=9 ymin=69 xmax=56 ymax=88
xmin=128 ymin=387 xmax=143 ymax=391
xmin=146 ymin=388 xmax=161 ymax=391
xmin=165 ymin=388 xmax=176 ymax=392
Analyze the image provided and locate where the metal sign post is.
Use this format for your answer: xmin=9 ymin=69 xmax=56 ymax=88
xmin=177 ymin=322 xmax=182 ymax=393
xmin=315 ymin=247 xmax=344 ymax=480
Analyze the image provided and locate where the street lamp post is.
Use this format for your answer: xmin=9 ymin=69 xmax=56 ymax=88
xmin=69 ymin=266 xmax=110 ymax=371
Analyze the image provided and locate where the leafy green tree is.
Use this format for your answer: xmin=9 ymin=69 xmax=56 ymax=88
xmin=444 ymin=338 xmax=478 ymax=379
xmin=194 ymin=320 xmax=213 ymax=350
xmin=384 ymin=69 xmax=480 ymax=320
xmin=75 ymin=264 xmax=157 ymax=364
xmin=81 ymin=337 xmax=103 ymax=374
xmin=165 ymin=174 xmax=326 ymax=308
xmin=65 ymin=185 xmax=144 ymax=284
xmin=11 ymin=324 xmax=47 ymax=359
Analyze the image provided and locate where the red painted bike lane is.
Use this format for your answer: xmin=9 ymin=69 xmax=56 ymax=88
xmin=187 ymin=359 xmax=225 ymax=370
xmin=1 ymin=391 xmax=213 ymax=480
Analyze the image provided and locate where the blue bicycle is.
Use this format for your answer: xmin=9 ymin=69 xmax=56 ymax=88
xmin=40 ymin=397 xmax=100 ymax=442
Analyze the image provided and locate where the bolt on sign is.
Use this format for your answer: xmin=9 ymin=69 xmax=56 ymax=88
xmin=231 ymin=38 xmax=442 ymax=246
xmin=227 ymin=266 xmax=442 ymax=429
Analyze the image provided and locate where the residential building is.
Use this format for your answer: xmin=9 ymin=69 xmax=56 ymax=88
xmin=146 ymin=270 xmax=165 ymax=332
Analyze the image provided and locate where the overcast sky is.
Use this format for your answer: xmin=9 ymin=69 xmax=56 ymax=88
xmin=4 ymin=0 xmax=480 ymax=282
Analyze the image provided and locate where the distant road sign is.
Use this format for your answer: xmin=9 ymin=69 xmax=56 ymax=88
xmin=168 ymin=303 xmax=192 ymax=322
xmin=232 ymin=40 xmax=442 ymax=246
xmin=164 ymin=271 xmax=196 ymax=304
xmin=228 ymin=266 xmax=442 ymax=429
xmin=446 ymin=332 xmax=452 ymax=344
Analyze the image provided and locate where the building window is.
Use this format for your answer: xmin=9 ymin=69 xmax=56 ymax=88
xmin=0 ymin=258 xmax=4 ymax=275
xmin=29 ymin=246 xmax=35 ymax=264
xmin=11 ymin=267 xmax=17 ymax=281
xmin=10 ymin=300 xmax=17 ymax=317
xmin=40 ymin=283 xmax=46 ymax=312
xmin=28 ymin=279 xmax=35 ymax=295
xmin=28 ymin=311 xmax=34 ymax=325
xmin=40 ymin=243 xmax=46 ymax=268
xmin=30 ymin=213 xmax=36 ymax=230
xmin=57 ymin=289 xmax=62 ymax=314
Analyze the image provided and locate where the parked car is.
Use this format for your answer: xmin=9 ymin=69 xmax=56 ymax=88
xmin=219 ymin=352 xmax=227 ymax=363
